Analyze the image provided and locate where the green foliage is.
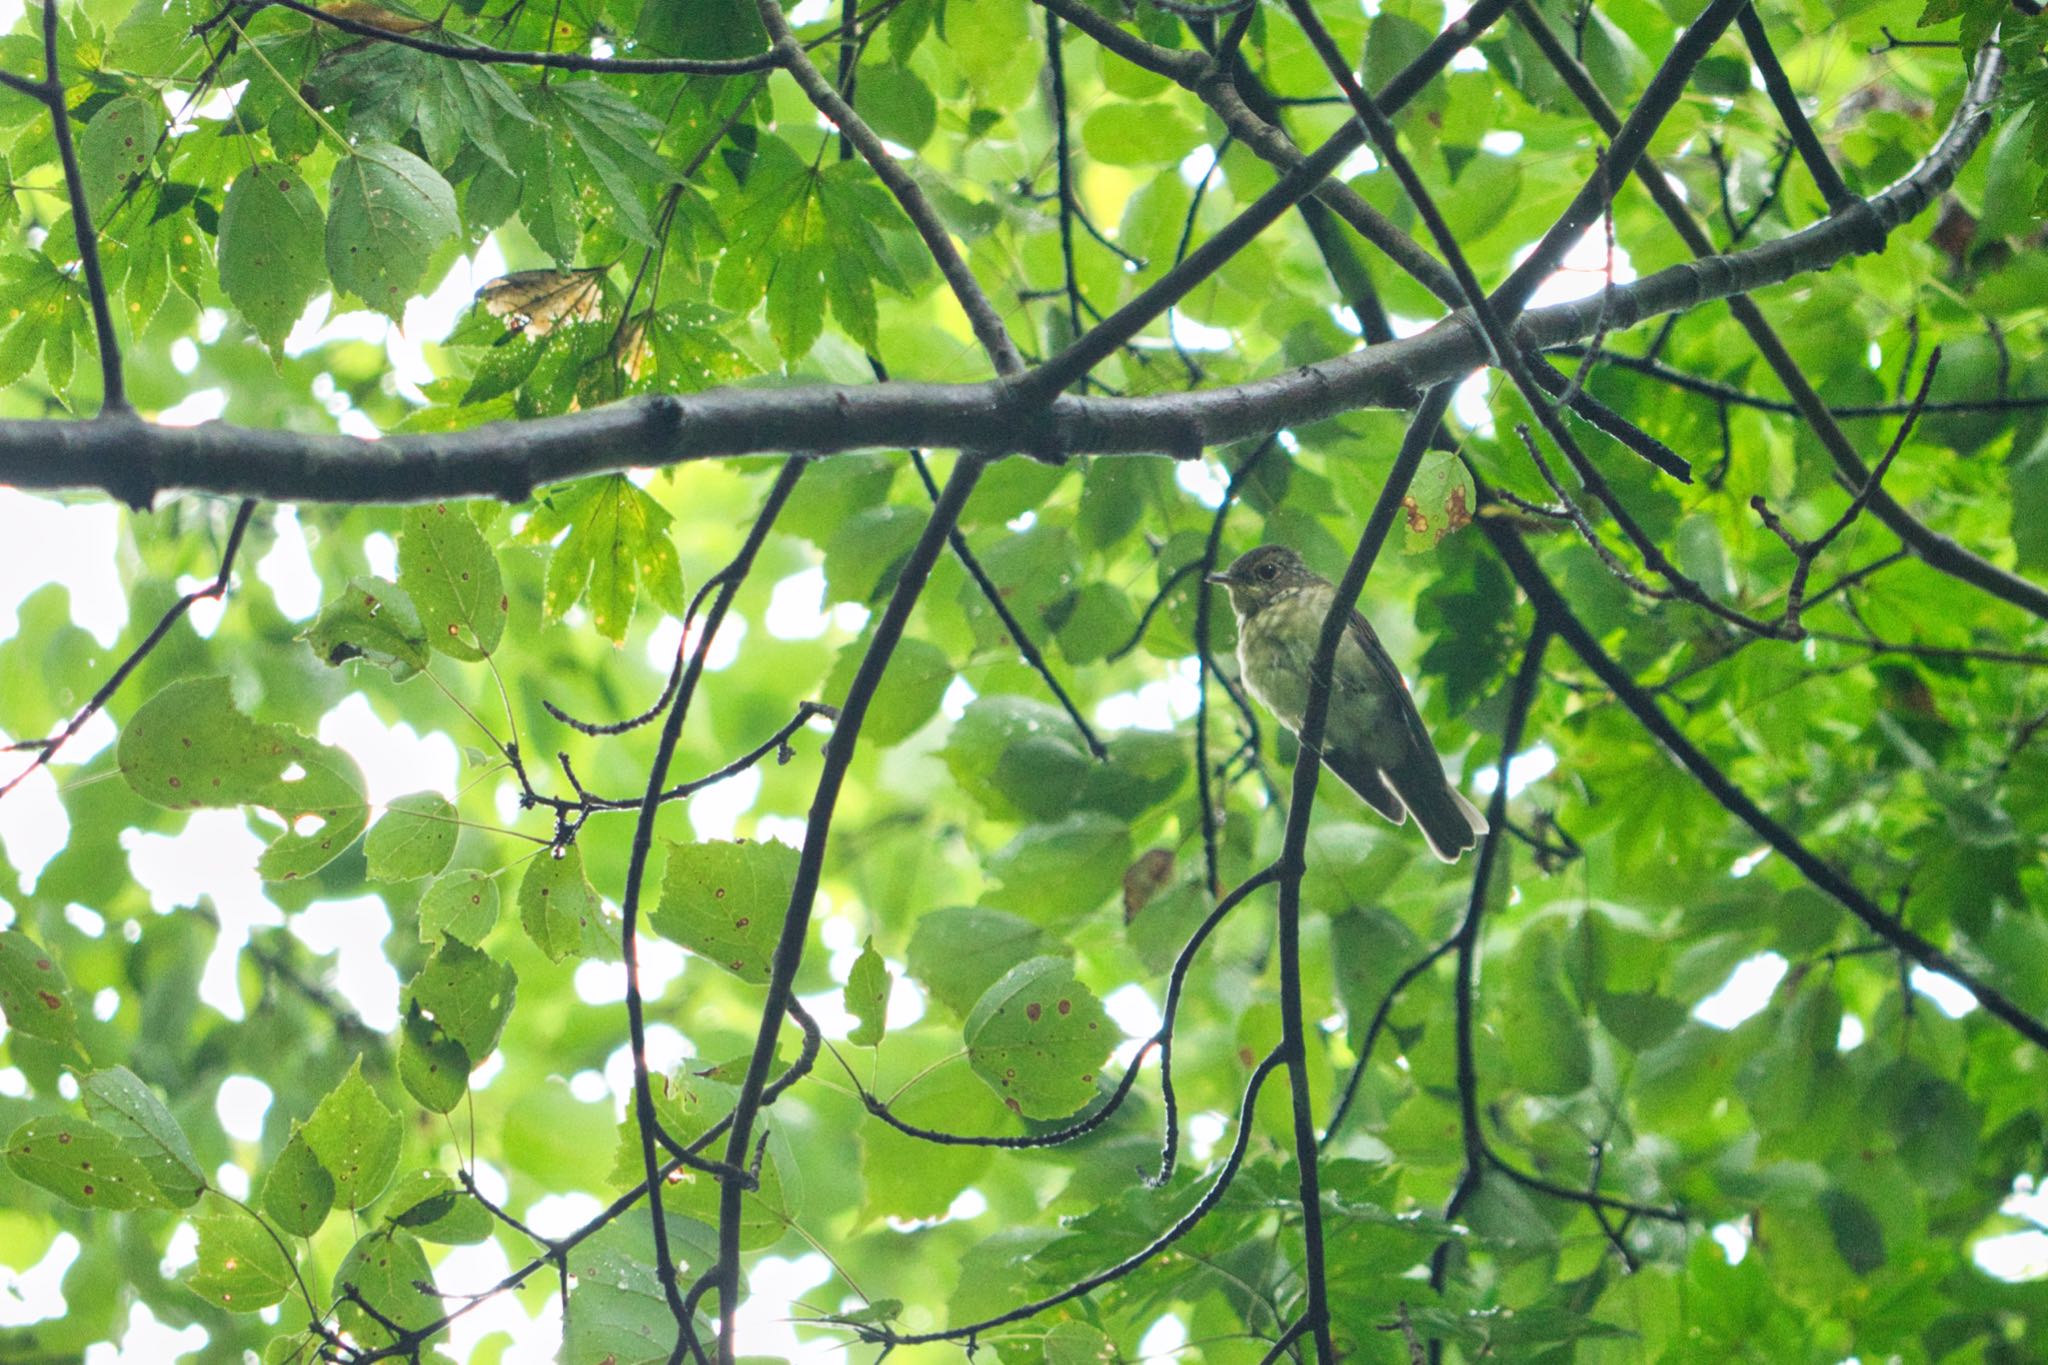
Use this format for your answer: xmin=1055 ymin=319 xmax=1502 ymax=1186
xmin=2 ymin=0 xmax=2047 ymax=1361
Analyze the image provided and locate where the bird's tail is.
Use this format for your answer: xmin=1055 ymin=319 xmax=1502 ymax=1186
xmin=1388 ymin=763 xmax=1487 ymax=863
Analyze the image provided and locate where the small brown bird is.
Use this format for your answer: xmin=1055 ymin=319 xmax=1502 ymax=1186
xmin=1208 ymin=544 xmax=1487 ymax=862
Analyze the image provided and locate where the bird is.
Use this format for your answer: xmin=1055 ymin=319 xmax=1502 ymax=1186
xmin=1207 ymin=544 xmax=1487 ymax=862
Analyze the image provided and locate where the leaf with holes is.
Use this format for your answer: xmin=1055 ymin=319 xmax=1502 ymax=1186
xmin=406 ymin=936 xmax=515 ymax=1063
xmin=303 ymin=576 xmax=430 ymax=680
xmin=116 ymin=676 xmax=368 ymax=881
xmin=649 ymin=839 xmax=797 ymax=984
xmin=963 ymin=956 xmax=1113 ymax=1120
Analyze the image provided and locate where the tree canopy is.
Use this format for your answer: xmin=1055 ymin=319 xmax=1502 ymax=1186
xmin=2 ymin=0 xmax=2048 ymax=1362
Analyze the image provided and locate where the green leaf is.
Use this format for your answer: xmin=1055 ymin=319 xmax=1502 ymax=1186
xmin=0 ymin=930 xmax=85 ymax=1060
xmin=300 ymin=1057 xmax=401 ymax=1211
xmin=1080 ymin=102 xmax=1203 ymax=167
xmin=517 ymin=842 xmax=606 ymax=963
xmin=565 ymin=1220 xmax=708 ymax=1365
xmin=906 ymin=906 xmax=1065 ymax=1019
xmin=407 ymin=936 xmax=516 ymax=1062
xmin=364 ymin=790 xmax=458 ymax=881
xmin=942 ymin=694 xmax=1090 ymax=821
xmin=116 ymin=676 xmax=369 ymax=881
xmin=81 ymin=1067 xmax=204 ymax=1208
xmin=6 ymin=1114 xmax=164 ymax=1209
xmin=334 ymin=1227 xmax=438 ymax=1349
xmin=418 ymin=868 xmax=500 ymax=945
xmin=964 ymin=956 xmax=1114 ymax=1120
xmin=1401 ymin=449 xmax=1477 ymax=553
xmin=844 ymin=938 xmax=890 ymax=1047
xmin=383 ymin=1168 xmax=492 ymax=1244
xmin=218 ymin=163 xmax=326 ymax=350
xmin=260 ymin=1123 xmax=334 ymax=1238
xmin=522 ymin=475 xmax=685 ymax=641
xmin=823 ymin=504 xmax=924 ymax=604
xmin=398 ymin=502 xmax=507 ymax=660
xmin=822 ymin=634 xmax=952 ymax=746
xmin=326 ymin=142 xmax=459 ymax=318
xmin=650 ymin=839 xmax=798 ymax=984
xmin=303 ymin=576 xmax=430 ymax=680
xmin=187 ymin=1208 xmax=295 ymax=1313
xmin=77 ymin=96 xmax=161 ymax=214
xmin=983 ymin=813 xmax=1131 ymax=923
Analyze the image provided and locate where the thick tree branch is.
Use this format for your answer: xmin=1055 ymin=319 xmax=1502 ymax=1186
xmin=0 ymin=64 xmax=1993 ymax=511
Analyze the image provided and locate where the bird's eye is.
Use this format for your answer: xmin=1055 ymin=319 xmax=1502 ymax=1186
xmin=1256 ymin=561 xmax=1279 ymax=581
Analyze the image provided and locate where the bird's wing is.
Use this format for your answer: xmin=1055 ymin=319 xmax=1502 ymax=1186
xmin=1318 ymin=739 xmax=1408 ymax=825
xmin=1343 ymin=607 xmax=1440 ymax=760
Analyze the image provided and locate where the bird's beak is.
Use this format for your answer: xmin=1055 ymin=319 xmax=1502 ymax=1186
xmin=1204 ymin=571 xmax=1232 ymax=586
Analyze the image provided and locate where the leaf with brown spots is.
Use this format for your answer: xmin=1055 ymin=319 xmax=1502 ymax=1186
xmin=333 ymin=1226 xmax=438 ymax=1349
xmin=398 ymin=502 xmax=507 ymax=661
xmin=1402 ymin=450 xmax=1479 ymax=553
xmin=963 ymin=955 xmax=1113 ymax=1121
xmin=115 ymin=676 xmax=368 ymax=882
xmin=649 ymin=838 xmax=798 ymax=985
xmin=5 ymin=1114 xmax=165 ymax=1210
xmin=518 ymin=842 xmax=602 ymax=964
xmin=0 ymin=929 xmax=86 ymax=1061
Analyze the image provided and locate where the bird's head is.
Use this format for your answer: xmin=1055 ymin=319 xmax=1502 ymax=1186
xmin=1206 ymin=544 xmax=1319 ymax=617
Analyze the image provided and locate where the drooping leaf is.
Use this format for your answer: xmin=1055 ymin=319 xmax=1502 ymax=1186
xmin=845 ymin=937 xmax=890 ymax=1047
xmin=218 ymin=163 xmax=326 ymax=350
xmin=518 ymin=842 xmax=607 ymax=963
xmin=397 ymin=502 xmax=507 ymax=660
xmin=116 ymin=677 xmax=369 ymax=881
xmin=325 ymin=142 xmax=459 ymax=318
